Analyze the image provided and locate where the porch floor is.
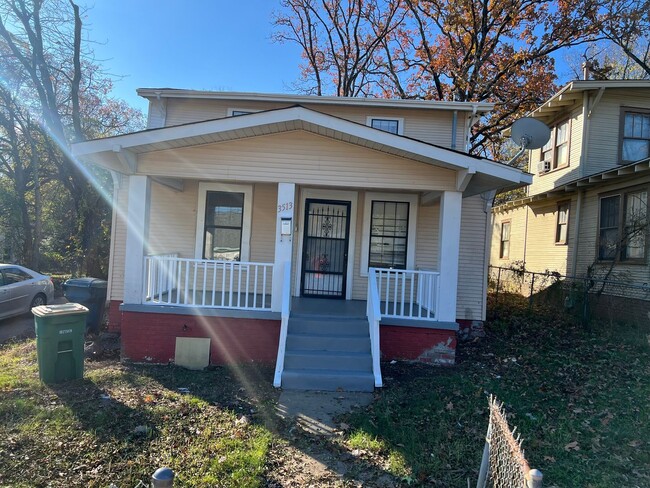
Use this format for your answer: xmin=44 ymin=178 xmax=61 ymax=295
xmin=147 ymin=291 xmax=272 ymax=310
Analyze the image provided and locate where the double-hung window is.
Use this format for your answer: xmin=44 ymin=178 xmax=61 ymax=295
xmin=540 ymin=119 xmax=570 ymax=172
xmin=360 ymin=192 xmax=417 ymax=275
xmin=556 ymin=202 xmax=570 ymax=244
xmin=598 ymin=189 xmax=648 ymax=261
xmin=369 ymin=201 xmax=409 ymax=269
xmin=499 ymin=222 xmax=511 ymax=259
xmin=195 ymin=183 xmax=253 ymax=262
xmin=621 ymin=109 xmax=650 ymax=163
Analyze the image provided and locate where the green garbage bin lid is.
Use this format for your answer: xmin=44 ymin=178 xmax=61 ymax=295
xmin=63 ymin=277 xmax=107 ymax=288
xmin=32 ymin=303 xmax=89 ymax=317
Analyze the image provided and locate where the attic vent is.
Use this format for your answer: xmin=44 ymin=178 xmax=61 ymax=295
xmin=537 ymin=160 xmax=551 ymax=174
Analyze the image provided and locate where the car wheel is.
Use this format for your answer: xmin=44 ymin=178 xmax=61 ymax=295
xmin=30 ymin=294 xmax=47 ymax=308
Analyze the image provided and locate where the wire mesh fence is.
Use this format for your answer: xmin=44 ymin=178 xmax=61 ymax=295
xmin=488 ymin=265 xmax=650 ymax=325
xmin=477 ymin=396 xmax=542 ymax=488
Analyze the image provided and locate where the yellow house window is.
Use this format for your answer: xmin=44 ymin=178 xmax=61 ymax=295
xmin=555 ymin=202 xmax=570 ymax=244
xmin=540 ymin=119 xmax=570 ymax=172
xmin=621 ymin=110 xmax=650 ymax=163
xmin=499 ymin=221 xmax=511 ymax=259
xmin=598 ymin=189 xmax=648 ymax=261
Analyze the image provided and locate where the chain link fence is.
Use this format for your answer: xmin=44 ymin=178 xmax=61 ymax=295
xmin=488 ymin=265 xmax=650 ymax=325
xmin=477 ymin=396 xmax=542 ymax=488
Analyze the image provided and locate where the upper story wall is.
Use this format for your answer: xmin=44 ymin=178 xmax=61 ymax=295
xmin=526 ymin=87 xmax=650 ymax=197
xmin=147 ymin=97 xmax=469 ymax=150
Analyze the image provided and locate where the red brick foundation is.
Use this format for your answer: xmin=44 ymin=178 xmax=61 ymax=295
xmin=457 ymin=319 xmax=485 ymax=340
xmin=120 ymin=311 xmax=280 ymax=365
xmin=380 ymin=325 xmax=457 ymax=365
xmin=107 ymin=300 xmax=123 ymax=333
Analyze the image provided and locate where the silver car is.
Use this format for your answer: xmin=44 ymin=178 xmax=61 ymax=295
xmin=0 ymin=264 xmax=55 ymax=320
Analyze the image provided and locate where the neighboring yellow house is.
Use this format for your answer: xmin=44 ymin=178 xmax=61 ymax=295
xmin=73 ymin=89 xmax=530 ymax=391
xmin=491 ymin=80 xmax=650 ymax=288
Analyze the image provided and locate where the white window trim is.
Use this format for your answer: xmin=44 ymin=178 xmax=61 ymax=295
xmin=366 ymin=116 xmax=404 ymax=135
xmin=294 ymin=188 xmax=358 ymax=300
xmin=227 ymin=108 xmax=261 ymax=117
xmin=360 ymin=192 xmax=418 ymax=277
xmin=195 ymin=182 xmax=253 ymax=261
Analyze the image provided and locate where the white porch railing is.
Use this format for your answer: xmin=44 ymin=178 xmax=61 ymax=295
xmin=367 ymin=268 xmax=383 ymax=387
xmin=273 ymin=261 xmax=292 ymax=387
xmin=374 ymin=268 xmax=440 ymax=320
xmin=143 ymin=255 xmax=273 ymax=311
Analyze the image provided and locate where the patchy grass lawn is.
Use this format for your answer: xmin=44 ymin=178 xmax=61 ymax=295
xmin=1 ymin=296 xmax=649 ymax=487
xmin=0 ymin=341 xmax=280 ymax=487
xmin=342 ymin=295 xmax=650 ymax=487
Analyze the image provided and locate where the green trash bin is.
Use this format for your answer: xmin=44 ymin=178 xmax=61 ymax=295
xmin=62 ymin=278 xmax=108 ymax=333
xmin=32 ymin=303 xmax=88 ymax=384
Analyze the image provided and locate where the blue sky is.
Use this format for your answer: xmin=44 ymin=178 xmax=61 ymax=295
xmin=81 ymin=1 xmax=303 ymax=112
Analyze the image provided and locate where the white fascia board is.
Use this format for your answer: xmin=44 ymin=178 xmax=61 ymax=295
xmin=136 ymin=88 xmax=494 ymax=113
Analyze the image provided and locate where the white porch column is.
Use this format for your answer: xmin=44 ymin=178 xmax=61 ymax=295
xmin=272 ymin=182 xmax=296 ymax=312
xmin=438 ymin=190 xmax=463 ymax=322
xmin=123 ymin=175 xmax=150 ymax=304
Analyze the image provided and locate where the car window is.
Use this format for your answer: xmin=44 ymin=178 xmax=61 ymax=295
xmin=3 ymin=268 xmax=32 ymax=285
xmin=0 ymin=272 xmax=5 ymax=286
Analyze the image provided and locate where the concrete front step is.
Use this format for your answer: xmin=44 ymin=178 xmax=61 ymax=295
xmin=284 ymin=350 xmax=373 ymax=371
xmin=281 ymin=369 xmax=375 ymax=392
xmin=288 ymin=317 xmax=369 ymax=336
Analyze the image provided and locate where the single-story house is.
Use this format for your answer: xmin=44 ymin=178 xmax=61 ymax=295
xmin=72 ymin=90 xmax=531 ymax=391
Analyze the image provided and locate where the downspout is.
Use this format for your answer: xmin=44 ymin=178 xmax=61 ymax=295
xmin=451 ymin=110 xmax=458 ymax=149
xmin=482 ymin=190 xmax=497 ymax=321
xmin=571 ymin=190 xmax=584 ymax=276
xmin=465 ymin=104 xmax=479 ymax=152
xmin=523 ymin=205 xmax=529 ymax=267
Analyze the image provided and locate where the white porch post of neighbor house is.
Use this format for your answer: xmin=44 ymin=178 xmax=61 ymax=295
xmin=437 ymin=190 xmax=462 ymax=322
xmin=271 ymin=182 xmax=296 ymax=312
xmin=123 ymin=175 xmax=150 ymax=304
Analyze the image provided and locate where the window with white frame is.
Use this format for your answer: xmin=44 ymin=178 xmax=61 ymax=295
xmin=499 ymin=221 xmax=510 ymax=259
xmin=367 ymin=116 xmax=404 ymax=135
xmin=540 ymin=119 xmax=570 ymax=171
xmin=195 ymin=183 xmax=253 ymax=261
xmin=598 ymin=189 xmax=648 ymax=261
xmin=555 ymin=202 xmax=570 ymax=244
xmin=621 ymin=109 xmax=650 ymax=163
xmin=360 ymin=192 xmax=417 ymax=275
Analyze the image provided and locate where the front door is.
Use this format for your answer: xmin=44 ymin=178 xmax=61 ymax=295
xmin=301 ymin=199 xmax=351 ymax=298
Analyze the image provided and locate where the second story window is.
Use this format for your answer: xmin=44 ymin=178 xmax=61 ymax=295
xmin=367 ymin=117 xmax=403 ymax=135
xmin=621 ymin=110 xmax=650 ymax=163
xmin=540 ymin=119 xmax=570 ymax=172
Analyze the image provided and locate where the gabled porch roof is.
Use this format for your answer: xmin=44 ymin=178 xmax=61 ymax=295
xmin=72 ymin=105 xmax=531 ymax=197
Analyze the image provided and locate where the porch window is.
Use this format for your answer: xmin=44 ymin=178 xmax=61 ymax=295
xmin=621 ymin=110 xmax=650 ymax=163
xmin=598 ymin=189 xmax=648 ymax=261
xmin=555 ymin=202 xmax=569 ymax=244
xmin=360 ymin=192 xmax=418 ymax=275
xmin=195 ymin=183 xmax=253 ymax=262
xmin=203 ymin=191 xmax=244 ymax=260
xmin=369 ymin=201 xmax=409 ymax=269
xmin=499 ymin=221 xmax=510 ymax=259
xmin=367 ymin=116 xmax=404 ymax=135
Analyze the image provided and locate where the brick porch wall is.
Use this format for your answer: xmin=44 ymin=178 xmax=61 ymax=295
xmin=380 ymin=325 xmax=457 ymax=365
xmin=107 ymin=300 xmax=122 ymax=333
xmin=120 ymin=311 xmax=280 ymax=365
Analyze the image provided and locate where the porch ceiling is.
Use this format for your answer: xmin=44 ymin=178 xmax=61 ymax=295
xmin=72 ymin=105 xmax=530 ymax=196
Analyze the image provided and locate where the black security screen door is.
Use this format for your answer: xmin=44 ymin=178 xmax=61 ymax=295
xmin=301 ymin=199 xmax=351 ymax=298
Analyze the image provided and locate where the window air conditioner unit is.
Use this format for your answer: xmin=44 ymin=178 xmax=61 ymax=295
xmin=537 ymin=160 xmax=551 ymax=174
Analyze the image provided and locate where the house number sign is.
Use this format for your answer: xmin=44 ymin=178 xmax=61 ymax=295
xmin=278 ymin=202 xmax=293 ymax=213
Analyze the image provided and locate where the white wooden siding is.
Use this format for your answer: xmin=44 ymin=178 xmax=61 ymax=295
xmin=162 ymin=98 xmax=468 ymax=148
xmin=456 ymin=195 xmax=489 ymax=320
xmin=137 ymin=131 xmax=457 ymax=191
xmin=109 ymin=176 xmax=129 ymax=300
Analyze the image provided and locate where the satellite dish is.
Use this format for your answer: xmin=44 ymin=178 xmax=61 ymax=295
xmin=510 ymin=117 xmax=551 ymax=150
xmin=507 ymin=117 xmax=551 ymax=165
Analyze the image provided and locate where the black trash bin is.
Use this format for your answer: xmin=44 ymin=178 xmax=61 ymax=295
xmin=62 ymin=278 xmax=108 ymax=333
